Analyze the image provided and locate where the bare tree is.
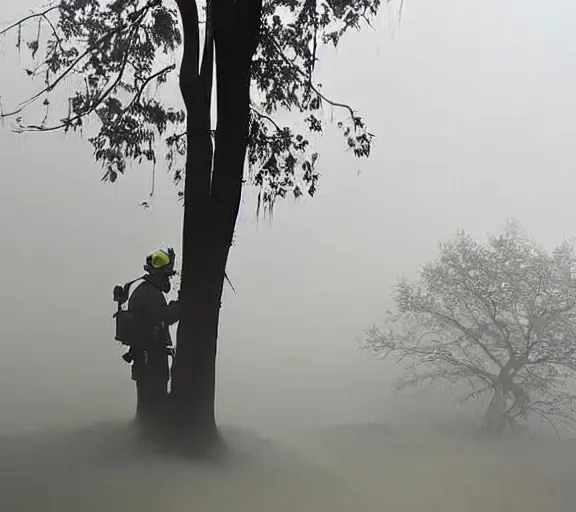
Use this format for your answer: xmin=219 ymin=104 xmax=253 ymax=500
xmin=365 ymin=221 xmax=576 ymax=438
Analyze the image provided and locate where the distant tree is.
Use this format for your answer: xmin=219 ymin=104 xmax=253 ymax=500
xmin=365 ymin=222 xmax=576 ymax=438
xmin=1 ymin=0 xmax=384 ymax=452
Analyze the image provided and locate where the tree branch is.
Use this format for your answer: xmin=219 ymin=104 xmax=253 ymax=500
xmin=1 ymin=0 xmax=156 ymax=123
xmin=13 ymin=22 xmax=143 ymax=133
xmin=372 ymin=332 xmax=498 ymax=385
xmin=3 ymin=27 xmax=134 ymax=121
xmin=251 ymin=105 xmax=282 ymax=131
xmin=0 ymin=4 xmax=58 ymax=37
xmin=128 ymin=63 xmax=176 ymax=110
xmin=261 ymin=28 xmax=360 ymax=123
xmin=425 ymin=308 xmax=505 ymax=370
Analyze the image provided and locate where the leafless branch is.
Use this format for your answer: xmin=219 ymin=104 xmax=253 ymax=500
xmin=425 ymin=308 xmax=505 ymax=369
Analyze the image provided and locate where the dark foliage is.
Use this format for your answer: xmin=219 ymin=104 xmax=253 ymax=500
xmin=1 ymin=0 xmax=382 ymax=210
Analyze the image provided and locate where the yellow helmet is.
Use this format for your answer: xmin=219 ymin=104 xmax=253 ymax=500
xmin=150 ymin=251 xmax=170 ymax=269
xmin=144 ymin=248 xmax=176 ymax=275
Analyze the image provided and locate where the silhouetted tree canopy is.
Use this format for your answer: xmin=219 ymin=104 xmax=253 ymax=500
xmin=1 ymin=0 xmax=380 ymax=210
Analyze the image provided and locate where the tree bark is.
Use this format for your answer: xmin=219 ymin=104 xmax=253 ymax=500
xmin=482 ymin=385 xmax=507 ymax=438
xmin=167 ymin=0 xmax=262 ymax=454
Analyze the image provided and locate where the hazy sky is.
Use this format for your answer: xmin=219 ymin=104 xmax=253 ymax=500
xmin=1 ymin=0 xmax=575 ymax=436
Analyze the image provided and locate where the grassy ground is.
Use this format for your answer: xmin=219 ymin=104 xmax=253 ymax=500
xmin=284 ymin=425 xmax=551 ymax=511
xmin=0 ymin=421 xmax=570 ymax=512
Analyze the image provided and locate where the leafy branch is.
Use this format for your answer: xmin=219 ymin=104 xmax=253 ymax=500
xmin=1 ymin=0 xmax=381 ymax=206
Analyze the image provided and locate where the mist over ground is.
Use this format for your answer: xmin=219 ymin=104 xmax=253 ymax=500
xmin=2 ymin=0 xmax=576 ymax=510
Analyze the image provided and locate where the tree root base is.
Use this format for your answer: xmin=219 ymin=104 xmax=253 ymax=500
xmin=131 ymin=416 xmax=228 ymax=462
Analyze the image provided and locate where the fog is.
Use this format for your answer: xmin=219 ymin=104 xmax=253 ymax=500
xmin=1 ymin=0 xmax=576 ymax=510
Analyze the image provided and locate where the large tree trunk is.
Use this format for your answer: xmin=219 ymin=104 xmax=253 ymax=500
xmin=481 ymin=364 xmax=528 ymax=440
xmin=482 ymin=386 xmax=507 ymax=438
xmin=168 ymin=0 xmax=262 ymax=454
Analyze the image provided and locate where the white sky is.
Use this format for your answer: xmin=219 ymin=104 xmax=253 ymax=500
xmin=1 ymin=0 xmax=575 ymax=436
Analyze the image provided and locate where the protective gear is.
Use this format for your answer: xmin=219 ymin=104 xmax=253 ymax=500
xmin=143 ymin=247 xmax=176 ymax=276
xmin=112 ymin=276 xmax=145 ymax=345
xmin=128 ymin=273 xmax=179 ymax=422
xmin=112 ymin=248 xmax=180 ymax=424
xmin=150 ymin=251 xmax=170 ymax=269
xmin=128 ymin=275 xmax=179 ymax=351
